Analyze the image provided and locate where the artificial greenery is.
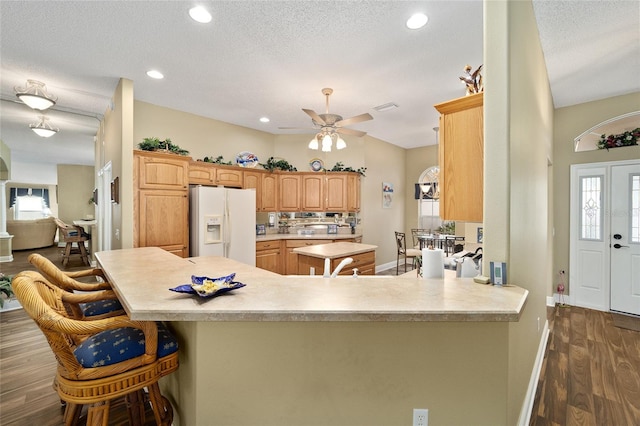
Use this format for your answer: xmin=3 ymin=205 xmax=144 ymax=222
xmin=329 ymin=162 xmax=367 ymax=176
xmin=137 ymin=137 xmax=189 ymax=156
xmin=260 ymin=157 xmax=297 ymax=172
xmin=0 ymin=273 xmax=14 ymax=309
xmin=202 ymin=156 xmax=232 ymax=165
xmin=437 ymin=221 xmax=455 ymax=235
xmin=597 ymin=127 xmax=640 ymax=150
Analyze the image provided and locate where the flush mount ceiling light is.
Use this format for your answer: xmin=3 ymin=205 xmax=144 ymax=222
xmin=259 ymin=117 xmax=270 ymax=123
xmin=406 ymin=13 xmax=428 ymax=29
xmin=30 ymin=115 xmax=59 ymax=138
xmin=14 ymin=79 xmax=57 ymax=110
xmin=189 ymin=6 xmax=212 ymax=23
xmin=146 ymin=70 xmax=164 ymax=79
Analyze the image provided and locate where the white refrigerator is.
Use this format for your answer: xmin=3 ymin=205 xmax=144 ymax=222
xmin=190 ymin=186 xmax=256 ymax=266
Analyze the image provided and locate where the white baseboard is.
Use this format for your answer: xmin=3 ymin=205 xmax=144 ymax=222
xmin=375 ymin=260 xmax=399 ymax=273
xmin=518 ymin=319 xmax=549 ymax=426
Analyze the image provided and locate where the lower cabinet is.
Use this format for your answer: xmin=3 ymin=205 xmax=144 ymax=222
xmin=284 ymin=239 xmax=332 ymax=275
xmin=297 ymin=250 xmax=375 ymax=276
xmin=255 ymin=240 xmax=283 ymax=274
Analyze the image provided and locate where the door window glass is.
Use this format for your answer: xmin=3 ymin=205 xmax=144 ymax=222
xmin=580 ymin=175 xmax=603 ymax=241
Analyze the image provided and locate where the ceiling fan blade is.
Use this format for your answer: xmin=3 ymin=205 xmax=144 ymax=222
xmin=302 ymin=108 xmax=326 ymax=126
xmin=335 ymin=113 xmax=373 ymax=127
xmin=337 ymin=127 xmax=367 ymax=137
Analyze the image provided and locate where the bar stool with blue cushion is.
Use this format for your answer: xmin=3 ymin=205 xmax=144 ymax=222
xmin=12 ymin=270 xmax=179 ymax=426
xmin=28 ymin=253 xmax=125 ymax=320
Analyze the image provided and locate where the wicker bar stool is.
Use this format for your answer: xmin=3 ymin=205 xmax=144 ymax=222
xmin=28 ymin=253 xmax=125 ymax=319
xmin=12 ymin=270 xmax=179 ymax=426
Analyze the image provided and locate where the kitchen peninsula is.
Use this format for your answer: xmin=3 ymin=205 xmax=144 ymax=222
xmin=96 ymin=247 xmax=528 ymax=426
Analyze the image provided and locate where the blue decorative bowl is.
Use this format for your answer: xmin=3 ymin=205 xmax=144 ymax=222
xmin=169 ymin=273 xmax=245 ymax=298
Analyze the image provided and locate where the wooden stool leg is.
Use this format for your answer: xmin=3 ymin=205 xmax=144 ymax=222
xmin=147 ymin=382 xmax=174 ymax=426
xmin=86 ymin=400 xmax=110 ymax=426
xmin=125 ymin=389 xmax=146 ymax=426
xmin=63 ymin=402 xmax=82 ymax=426
xmin=62 ymin=242 xmax=72 ymax=267
xmin=78 ymin=242 xmax=89 ymax=265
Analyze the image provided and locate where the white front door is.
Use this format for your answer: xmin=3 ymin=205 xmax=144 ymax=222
xmin=570 ymin=165 xmax=609 ymax=311
xmin=610 ymin=163 xmax=640 ymax=315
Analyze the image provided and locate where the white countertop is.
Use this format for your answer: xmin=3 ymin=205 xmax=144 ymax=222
xmin=292 ymin=242 xmax=378 ymax=259
xmin=95 ymin=247 xmax=527 ymax=323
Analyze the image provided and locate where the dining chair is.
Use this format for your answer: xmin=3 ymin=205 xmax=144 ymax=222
xmin=411 ymin=228 xmax=430 ymax=249
xmin=11 ymin=270 xmax=178 ymax=426
xmin=395 ymin=231 xmax=422 ymax=275
xmin=53 ymin=217 xmax=90 ymax=267
xmin=28 ymin=253 xmax=125 ymax=320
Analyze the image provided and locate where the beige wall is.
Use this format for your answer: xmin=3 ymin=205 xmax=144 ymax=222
xmin=56 ymin=164 xmax=95 ymax=223
xmin=553 ymin=92 xmax=640 ymax=295
xmin=485 ymin=1 xmax=554 ymax=424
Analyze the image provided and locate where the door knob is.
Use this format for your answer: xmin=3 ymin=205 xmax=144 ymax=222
xmin=613 ymin=234 xmax=622 ymax=240
xmin=613 ymin=243 xmax=629 ymax=249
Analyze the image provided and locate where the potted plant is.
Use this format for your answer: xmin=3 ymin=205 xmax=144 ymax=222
xmin=0 ymin=273 xmax=14 ymax=309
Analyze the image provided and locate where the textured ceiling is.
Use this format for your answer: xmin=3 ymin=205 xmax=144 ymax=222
xmin=0 ymin=1 xmax=638 ymax=169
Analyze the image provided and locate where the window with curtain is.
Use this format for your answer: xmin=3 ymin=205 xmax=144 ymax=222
xmin=9 ymin=188 xmax=51 ymax=220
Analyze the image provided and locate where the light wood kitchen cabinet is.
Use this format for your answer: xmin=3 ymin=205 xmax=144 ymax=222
xmin=255 ymin=240 xmax=283 ymax=274
xmin=434 ymin=92 xmax=483 ymax=222
xmin=188 ymin=161 xmax=243 ymax=187
xmin=347 ymin=173 xmax=361 ymax=212
xmin=301 ymin=173 xmax=324 ymax=211
xmin=284 ymin=239 xmax=332 ymax=275
xmin=297 ymin=249 xmax=375 ymax=276
xmin=261 ymin=173 xmax=278 ymax=211
xmin=325 ymin=173 xmax=348 ymax=211
xmin=134 ymin=151 xmax=189 ymax=257
xmin=243 ymin=170 xmax=262 ymax=210
xmin=278 ymin=174 xmax=302 ymax=211
xmin=188 ymin=161 xmax=216 ymax=185
xmin=214 ymin=165 xmax=243 ymax=187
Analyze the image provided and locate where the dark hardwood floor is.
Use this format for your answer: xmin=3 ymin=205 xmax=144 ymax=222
xmin=530 ymin=305 xmax=640 ymax=426
xmin=2 ymin=247 xmax=640 ymax=425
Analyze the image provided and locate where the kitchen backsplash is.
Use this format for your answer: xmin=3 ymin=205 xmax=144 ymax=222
xmin=256 ymin=212 xmax=360 ymax=235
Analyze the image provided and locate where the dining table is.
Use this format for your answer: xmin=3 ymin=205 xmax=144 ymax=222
xmin=416 ymin=234 xmax=465 ymax=255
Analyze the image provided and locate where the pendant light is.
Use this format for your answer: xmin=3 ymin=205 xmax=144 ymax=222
xmin=15 ymin=80 xmax=57 ymax=110
xmin=30 ymin=115 xmax=59 ymax=138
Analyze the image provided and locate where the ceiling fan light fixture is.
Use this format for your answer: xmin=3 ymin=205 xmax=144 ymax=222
xmin=336 ymin=136 xmax=347 ymax=150
xmin=30 ymin=115 xmax=59 ymax=138
xmin=406 ymin=13 xmax=428 ymax=30
xmin=308 ymin=136 xmax=319 ymax=150
xmin=15 ymin=79 xmax=57 ymax=110
xmin=321 ymin=134 xmax=332 ymax=152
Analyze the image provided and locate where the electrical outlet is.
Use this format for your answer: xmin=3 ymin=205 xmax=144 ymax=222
xmin=413 ymin=408 xmax=429 ymax=426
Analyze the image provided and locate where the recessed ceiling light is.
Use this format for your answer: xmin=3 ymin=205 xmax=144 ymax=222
xmin=146 ymin=70 xmax=164 ymax=79
xmin=189 ymin=6 xmax=212 ymax=23
xmin=406 ymin=13 xmax=428 ymax=30
xmin=259 ymin=117 xmax=270 ymax=123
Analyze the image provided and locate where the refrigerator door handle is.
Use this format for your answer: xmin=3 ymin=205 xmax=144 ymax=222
xmin=223 ymin=190 xmax=230 ymax=258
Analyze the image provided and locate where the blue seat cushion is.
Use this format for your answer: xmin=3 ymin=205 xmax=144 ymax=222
xmin=74 ymin=322 xmax=178 ymax=368
xmin=80 ymin=299 xmax=124 ymax=317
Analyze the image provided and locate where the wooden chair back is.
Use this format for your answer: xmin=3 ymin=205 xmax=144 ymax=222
xmin=53 ymin=217 xmax=87 ymax=243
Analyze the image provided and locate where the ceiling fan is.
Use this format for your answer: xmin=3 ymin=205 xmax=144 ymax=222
xmin=280 ymin=88 xmax=373 ymax=151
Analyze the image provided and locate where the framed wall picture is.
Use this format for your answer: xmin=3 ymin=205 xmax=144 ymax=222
xmin=110 ymin=177 xmax=119 ymax=204
xmin=256 ymin=224 xmax=266 ymax=235
xmin=477 ymin=227 xmax=483 ymax=243
xmin=382 ymin=182 xmax=394 ymax=208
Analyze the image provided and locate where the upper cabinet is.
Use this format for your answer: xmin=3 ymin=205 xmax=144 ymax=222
xmin=434 ymin=92 xmax=483 ymax=222
xmin=278 ymin=174 xmax=302 ymax=211
xmin=134 ymin=151 xmax=189 ymax=257
xmin=244 ymin=169 xmax=278 ymax=212
xmin=188 ymin=161 xmax=243 ymax=187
